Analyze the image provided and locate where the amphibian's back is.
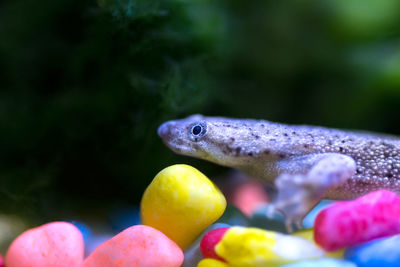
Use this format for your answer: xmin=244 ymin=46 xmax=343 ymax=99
xmin=283 ymin=124 xmax=400 ymax=196
xmin=217 ymin=119 xmax=400 ymax=194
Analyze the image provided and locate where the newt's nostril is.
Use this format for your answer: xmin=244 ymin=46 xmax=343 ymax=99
xmin=157 ymin=122 xmax=171 ymax=139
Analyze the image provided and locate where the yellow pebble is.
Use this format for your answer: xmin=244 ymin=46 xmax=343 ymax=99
xmin=292 ymin=228 xmax=314 ymax=241
xmin=215 ymin=227 xmax=324 ymax=267
xmin=197 ymin=258 xmax=229 ymax=267
xmin=292 ymin=228 xmax=344 ymax=258
xmin=141 ymin=164 xmax=227 ymax=249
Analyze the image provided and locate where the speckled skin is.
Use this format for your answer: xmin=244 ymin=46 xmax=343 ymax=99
xmin=158 ymin=115 xmax=400 ymax=227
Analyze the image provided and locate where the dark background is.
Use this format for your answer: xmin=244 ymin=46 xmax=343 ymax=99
xmin=1 ymin=0 xmax=400 ymax=224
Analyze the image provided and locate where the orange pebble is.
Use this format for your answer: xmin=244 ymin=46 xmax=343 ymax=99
xmin=5 ymin=221 xmax=84 ymax=267
xmin=83 ymin=225 xmax=183 ymax=267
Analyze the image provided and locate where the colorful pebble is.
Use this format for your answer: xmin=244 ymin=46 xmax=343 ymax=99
xmin=141 ymin=164 xmax=226 ymax=249
xmin=281 ymin=258 xmax=356 ymax=267
xmin=69 ymin=220 xmax=92 ymax=243
xmin=344 ymin=234 xmax=400 ymax=267
xmin=301 ymin=200 xmax=333 ymax=229
xmin=5 ymin=221 xmax=84 ymax=267
xmin=183 ymin=223 xmax=230 ymax=267
xmin=109 ymin=206 xmax=141 ymax=232
xmin=292 ymin=228 xmax=344 ymax=258
xmin=215 ymin=226 xmax=324 ymax=267
xmin=85 ymin=233 xmax=115 ymax=257
xmin=314 ymin=190 xmax=400 ymax=251
xmin=83 ymin=225 xmax=183 ymax=267
xmin=198 ymin=258 xmax=229 ymax=267
xmin=230 ymin=180 xmax=269 ymax=216
xmin=200 ymin=227 xmax=229 ymax=261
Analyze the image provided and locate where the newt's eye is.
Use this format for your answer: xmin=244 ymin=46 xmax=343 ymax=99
xmin=189 ymin=122 xmax=207 ymax=141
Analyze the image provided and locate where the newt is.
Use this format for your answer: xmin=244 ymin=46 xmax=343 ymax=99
xmin=158 ymin=115 xmax=400 ymax=230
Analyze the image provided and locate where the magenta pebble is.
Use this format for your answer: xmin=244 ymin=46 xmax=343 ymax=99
xmin=315 ymin=190 xmax=400 ymax=251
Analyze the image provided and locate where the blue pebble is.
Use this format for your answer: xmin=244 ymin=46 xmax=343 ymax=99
xmin=182 ymin=223 xmax=230 ymax=267
xmin=344 ymin=234 xmax=400 ymax=267
xmin=109 ymin=206 xmax=141 ymax=232
xmin=302 ymin=200 xmax=334 ymax=228
xmin=68 ymin=220 xmax=92 ymax=242
xmin=281 ymin=258 xmax=356 ymax=267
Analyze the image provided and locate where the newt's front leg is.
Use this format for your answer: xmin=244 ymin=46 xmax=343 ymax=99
xmin=269 ymin=153 xmax=356 ymax=232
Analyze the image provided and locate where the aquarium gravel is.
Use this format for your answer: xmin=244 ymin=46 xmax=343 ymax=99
xmin=4 ymin=164 xmax=400 ymax=266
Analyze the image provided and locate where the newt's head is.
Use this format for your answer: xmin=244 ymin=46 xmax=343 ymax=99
xmin=158 ymin=114 xmax=209 ymax=158
xmin=158 ymin=114 xmax=272 ymax=167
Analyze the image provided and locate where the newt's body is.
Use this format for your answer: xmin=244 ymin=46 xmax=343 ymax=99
xmin=158 ymin=115 xmax=400 ymax=228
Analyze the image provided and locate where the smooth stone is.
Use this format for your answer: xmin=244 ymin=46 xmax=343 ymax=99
xmin=5 ymin=221 xmax=84 ymax=267
xmin=68 ymin=220 xmax=92 ymax=243
xmin=141 ymin=164 xmax=227 ymax=249
xmin=200 ymin=227 xmax=229 ymax=261
xmin=68 ymin=220 xmax=94 ymax=257
xmin=315 ymin=190 xmax=400 ymax=251
xmin=109 ymin=206 xmax=141 ymax=232
xmin=229 ymin=180 xmax=269 ymax=216
xmin=302 ymin=200 xmax=334 ymax=229
xmin=344 ymin=234 xmax=400 ymax=267
xmin=292 ymin=228 xmax=344 ymax=259
xmin=197 ymin=258 xmax=229 ymax=267
xmin=281 ymin=258 xmax=356 ymax=267
xmin=83 ymin=225 xmax=183 ymax=267
xmin=183 ymin=223 xmax=230 ymax=267
xmin=85 ymin=233 xmax=114 ymax=257
xmin=216 ymin=205 xmax=250 ymax=226
xmin=215 ymin=226 xmax=324 ymax=267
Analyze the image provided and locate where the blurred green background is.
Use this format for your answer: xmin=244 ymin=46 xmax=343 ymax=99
xmin=1 ymin=0 xmax=400 ymax=224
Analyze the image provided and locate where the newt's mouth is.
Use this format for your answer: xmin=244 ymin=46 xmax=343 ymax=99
xmin=157 ymin=121 xmax=179 ymax=149
xmin=157 ymin=121 xmax=188 ymax=153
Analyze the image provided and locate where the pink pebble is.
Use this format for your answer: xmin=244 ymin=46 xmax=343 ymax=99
xmin=5 ymin=221 xmax=84 ymax=267
xmin=314 ymin=190 xmax=400 ymax=251
xmin=231 ymin=180 xmax=269 ymax=216
xmin=83 ymin=225 xmax=183 ymax=267
xmin=200 ymin=228 xmax=229 ymax=261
